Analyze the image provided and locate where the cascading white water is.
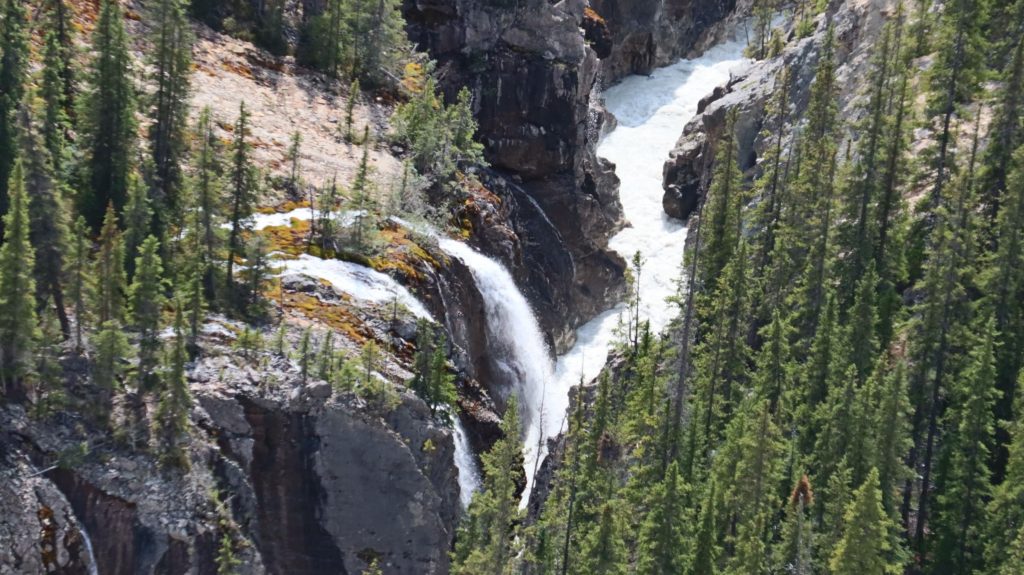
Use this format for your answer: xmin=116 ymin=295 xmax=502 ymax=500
xmin=278 ymin=254 xmax=433 ymax=319
xmin=453 ymin=418 xmax=483 ymax=508
xmin=437 ymin=239 xmax=555 ymax=475
xmin=522 ymin=34 xmax=750 ymax=495
xmin=76 ymin=520 xmax=100 ymax=575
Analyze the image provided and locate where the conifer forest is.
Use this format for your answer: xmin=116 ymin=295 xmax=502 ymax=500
xmin=1 ymin=0 xmax=1023 ymax=574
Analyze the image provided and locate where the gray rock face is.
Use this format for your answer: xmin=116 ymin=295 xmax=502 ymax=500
xmin=403 ymin=0 xmax=628 ymax=352
xmin=662 ymin=0 xmax=893 ymax=220
xmin=591 ymin=0 xmax=737 ymax=82
xmin=1 ymin=348 xmax=459 ymax=575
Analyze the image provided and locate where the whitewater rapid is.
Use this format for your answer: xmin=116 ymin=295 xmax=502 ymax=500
xmin=523 ymin=35 xmax=749 ymax=499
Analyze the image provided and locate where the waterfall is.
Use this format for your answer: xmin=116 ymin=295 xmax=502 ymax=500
xmin=436 ymin=239 xmax=555 ymax=504
xmin=524 ymin=34 xmax=750 ymax=492
xmin=75 ymin=518 xmax=100 ymax=575
xmin=453 ymin=418 xmax=482 ymax=508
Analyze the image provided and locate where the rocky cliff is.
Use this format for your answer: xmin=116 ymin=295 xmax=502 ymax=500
xmin=0 ymin=316 xmax=459 ymax=575
xmin=663 ymin=0 xmax=895 ymax=220
xmin=592 ymin=0 xmax=737 ymax=82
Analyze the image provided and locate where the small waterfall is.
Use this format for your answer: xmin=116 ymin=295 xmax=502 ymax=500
xmin=75 ymin=519 xmax=100 ymax=575
xmin=453 ymin=418 xmax=482 ymax=508
xmin=436 ymin=239 xmax=554 ymax=504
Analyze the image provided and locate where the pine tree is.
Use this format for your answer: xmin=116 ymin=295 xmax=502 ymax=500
xmin=829 ymin=468 xmax=901 ymax=574
xmin=67 ymin=217 xmax=94 ymax=353
xmin=19 ymin=109 xmax=71 ymax=338
xmin=226 ymin=102 xmax=256 ymax=304
xmin=91 ymin=320 xmax=129 ymax=422
xmin=985 ymin=373 xmax=1024 ymax=574
xmin=94 ymin=205 xmax=127 ymax=325
xmin=846 ymin=262 xmax=880 ymax=383
xmin=929 ymin=315 xmax=999 ymax=573
xmin=122 ymin=174 xmax=153 ymax=279
xmin=0 ymin=0 xmax=28 ymax=240
xmin=577 ymin=502 xmax=628 ymax=575
xmin=979 ymin=38 xmax=1023 ymax=223
xmin=193 ymin=107 xmax=223 ymax=301
xmin=691 ymin=484 xmax=719 ymax=575
xmin=129 ymin=236 xmax=166 ymax=391
xmin=982 ymin=146 xmax=1024 ymax=481
xmin=345 ymin=79 xmax=359 ymax=142
xmin=0 ymin=160 xmax=39 ymax=398
xmin=452 ymin=399 xmax=524 ymax=575
xmin=45 ymin=0 xmax=77 ymax=119
xmin=40 ymin=26 xmax=71 ymax=181
xmin=153 ymin=301 xmax=191 ymax=468
xmin=215 ymin=531 xmax=240 ymax=575
xmin=635 ymin=461 xmax=688 ymax=575
xmin=147 ymin=0 xmax=193 ymax=239
xmin=924 ymin=0 xmax=989 ymax=209
xmin=80 ymin=0 xmax=137 ymax=230
xmin=872 ymin=357 xmax=912 ymax=515
xmin=348 ymin=128 xmax=377 ymax=254
xmin=297 ymin=328 xmax=312 ymax=383
xmin=700 ymin=110 xmax=744 ymax=290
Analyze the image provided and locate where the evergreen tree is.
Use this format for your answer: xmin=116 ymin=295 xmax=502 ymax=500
xmin=829 ymin=468 xmax=901 ymax=574
xmin=452 ymin=399 xmax=524 ymax=575
xmin=122 ymin=174 xmax=153 ymax=278
xmin=153 ymin=301 xmax=191 ymax=468
xmin=193 ymin=107 xmax=224 ymax=300
xmin=700 ymin=111 xmax=745 ymax=290
xmin=929 ymin=316 xmax=999 ymax=573
xmin=985 ymin=373 xmax=1024 ymax=574
xmin=40 ymin=27 xmax=71 ymax=181
xmin=635 ymin=462 xmax=688 ymax=575
xmin=67 ymin=217 xmax=94 ymax=352
xmin=129 ymin=236 xmax=166 ymax=391
xmin=91 ymin=320 xmax=129 ymax=418
xmin=577 ymin=502 xmax=628 ymax=575
xmin=691 ymin=484 xmax=719 ymax=575
xmin=979 ymin=38 xmax=1023 ymax=223
xmin=80 ymin=0 xmax=137 ymax=230
xmin=0 ymin=161 xmax=38 ymax=398
xmin=226 ymin=102 xmax=256 ymax=303
xmin=147 ymin=0 xmax=193 ymax=242
xmin=19 ymin=109 xmax=71 ymax=338
xmin=0 ymin=0 xmax=27 ymax=240
xmin=924 ymin=0 xmax=989 ymax=209
xmin=94 ymin=205 xmax=127 ymax=325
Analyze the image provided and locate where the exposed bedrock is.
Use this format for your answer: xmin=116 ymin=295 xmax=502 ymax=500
xmin=663 ymin=0 xmax=894 ymax=220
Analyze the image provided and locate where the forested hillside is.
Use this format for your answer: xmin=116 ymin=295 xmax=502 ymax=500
xmin=1 ymin=0 xmax=1023 ymax=574
xmin=452 ymin=0 xmax=1024 ymax=573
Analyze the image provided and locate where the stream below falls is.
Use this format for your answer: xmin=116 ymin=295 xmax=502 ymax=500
xmin=521 ymin=33 xmax=749 ymax=503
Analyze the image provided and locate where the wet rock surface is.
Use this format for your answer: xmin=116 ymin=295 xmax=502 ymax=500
xmin=663 ymin=0 xmax=892 ymax=220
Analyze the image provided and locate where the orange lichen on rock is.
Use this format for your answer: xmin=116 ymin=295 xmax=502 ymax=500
xmin=278 ymin=291 xmax=369 ymax=344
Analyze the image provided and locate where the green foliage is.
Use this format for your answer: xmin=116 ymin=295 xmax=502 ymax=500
xmin=298 ymin=0 xmax=409 ymax=84
xmin=409 ymin=320 xmax=458 ymax=422
xmin=80 ymin=0 xmax=137 ymax=230
xmin=830 ymin=468 xmax=902 ymax=574
xmin=0 ymin=161 xmax=39 ymax=396
xmin=129 ymin=236 xmax=167 ymax=391
xmin=453 ymin=399 xmax=524 ymax=575
xmin=0 ymin=0 xmax=28 ymax=240
xmin=393 ymin=82 xmax=485 ymax=182
xmin=153 ymin=302 xmax=191 ymax=468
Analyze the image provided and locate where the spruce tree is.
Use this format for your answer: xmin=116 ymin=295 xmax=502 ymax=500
xmin=577 ymin=502 xmax=628 ymax=575
xmin=452 ymin=399 xmax=524 ymax=575
xmin=226 ymin=102 xmax=256 ymax=304
xmin=775 ymin=475 xmax=815 ymax=575
xmin=68 ymin=217 xmax=94 ymax=353
xmin=40 ymin=26 xmax=71 ymax=181
xmin=700 ymin=111 xmax=744 ymax=290
xmin=129 ymin=236 xmax=166 ymax=391
xmin=94 ymin=204 xmax=127 ymax=325
xmin=635 ymin=461 xmax=688 ymax=575
xmin=19 ymin=109 xmax=71 ymax=338
xmin=985 ymin=373 xmax=1024 ymax=574
xmin=924 ymin=0 xmax=989 ymax=209
xmin=0 ymin=0 xmax=27 ymax=240
xmin=147 ymin=0 xmax=193 ymax=238
xmin=930 ymin=316 xmax=999 ymax=573
xmin=153 ymin=301 xmax=191 ymax=468
xmin=81 ymin=0 xmax=137 ymax=229
xmin=829 ymin=468 xmax=901 ymax=575
xmin=0 ymin=160 xmax=39 ymax=398
xmin=193 ymin=107 xmax=223 ymax=300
